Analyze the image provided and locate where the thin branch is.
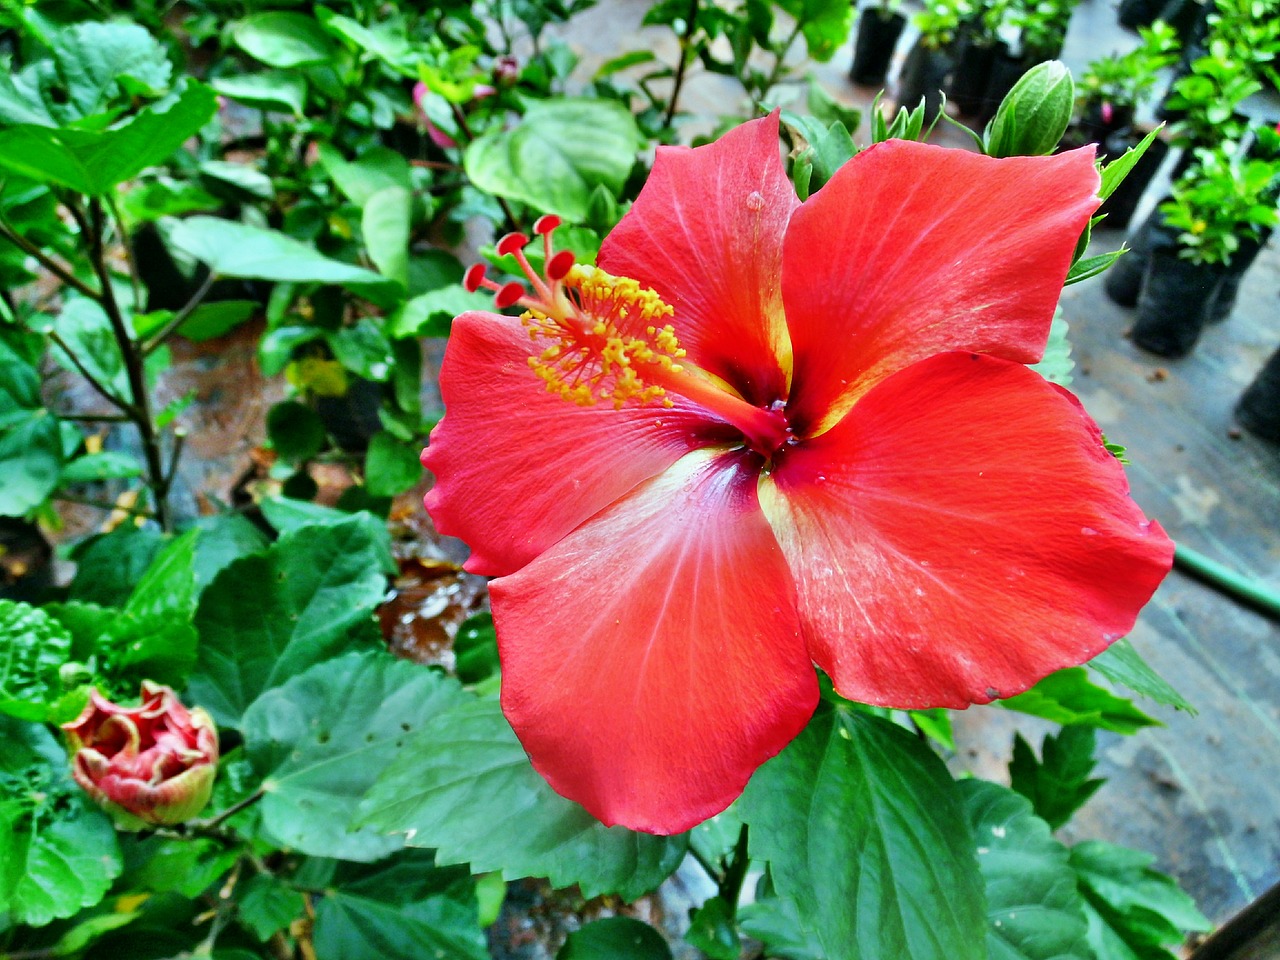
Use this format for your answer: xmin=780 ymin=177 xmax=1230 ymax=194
xmin=142 ymin=272 xmax=217 ymax=356
xmin=161 ymin=428 xmax=187 ymax=490
xmin=0 ymin=219 xmax=101 ymax=301
xmin=54 ymin=495 xmax=156 ymax=519
xmin=46 ymin=329 xmax=137 ymax=415
xmin=663 ymin=0 xmax=701 ymax=128
xmin=59 ymin=411 xmax=132 ymax=423
xmin=197 ymin=786 xmax=267 ymax=831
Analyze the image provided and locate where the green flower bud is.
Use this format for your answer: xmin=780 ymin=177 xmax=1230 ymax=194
xmin=985 ymin=61 xmax=1076 ymax=159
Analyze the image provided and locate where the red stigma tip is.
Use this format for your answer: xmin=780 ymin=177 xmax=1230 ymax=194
xmin=494 ymin=281 xmax=525 ymax=309
xmin=496 ymin=232 xmax=530 ymax=257
xmin=533 ymin=214 xmax=562 ymax=235
xmin=463 ymin=263 xmax=487 ymax=292
xmin=547 ymin=249 xmax=576 ymax=281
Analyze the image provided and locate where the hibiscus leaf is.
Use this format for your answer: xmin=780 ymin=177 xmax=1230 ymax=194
xmin=464 ymin=98 xmax=641 ymax=221
xmin=355 ymin=698 xmax=688 ymax=900
xmin=997 ymin=667 xmax=1158 ymax=734
xmin=313 ymin=889 xmax=489 ymax=960
xmin=1070 ymin=840 xmax=1210 ymax=959
xmin=187 ymin=514 xmax=395 ymax=727
xmin=775 ymin=0 xmax=855 ymax=62
xmin=560 ymin=917 xmax=673 ymax=959
xmin=737 ymin=704 xmax=987 ymax=960
xmin=242 ymin=650 xmax=467 ymax=862
xmin=0 ymin=716 xmax=123 ymax=927
xmin=1008 ymin=728 xmax=1105 ymax=831
xmin=959 ymin=780 xmax=1091 ymax=960
xmin=1087 ymin=639 xmax=1193 ymax=713
xmin=0 ymin=600 xmax=76 ymax=722
xmin=738 ymin=892 xmax=825 ymax=960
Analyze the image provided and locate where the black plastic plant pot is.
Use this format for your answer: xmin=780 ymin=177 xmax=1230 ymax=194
xmin=1103 ymin=209 xmax=1176 ymax=307
xmin=1117 ymin=0 xmax=1166 ymax=29
xmin=1237 ymin=345 xmax=1280 ymax=442
xmin=946 ymin=36 xmax=1003 ymax=116
xmin=850 ymin=8 xmax=907 ymax=86
xmin=1210 ymin=226 xmax=1274 ymax=323
xmin=977 ymin=51 xmax=1028 ymax=125
xmin=895 ymin=41 xmax=952 ymax=122
xmin=1097 ymin=131 xmax=1170 ymax=231
xmin=1131 ymin=248 xmax=1225 ymax=358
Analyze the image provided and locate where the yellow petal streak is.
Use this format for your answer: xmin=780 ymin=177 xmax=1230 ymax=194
xmin=522 ymin=265 xmax=686 ymax=410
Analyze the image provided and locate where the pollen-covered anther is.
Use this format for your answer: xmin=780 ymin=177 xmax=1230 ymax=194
xmin=520 ymin=264 xmax=683 ymax=411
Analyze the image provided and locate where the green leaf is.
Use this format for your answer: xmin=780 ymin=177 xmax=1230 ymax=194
xmin=268 ymin=400 xmax=327 ymax=462
xmin=464 ymin=98 xmax=640 ymax=221
xmin=559 ymin=918 xmax=673 ymax=959
xmin=356 ymin=698 xmax=687 ymax=900
xmin=49 ymin=297 xmax=128 ymax=399
xmin=188 ymin=514 xmax=395 ymax=726
xmin=388 ymin=285 xmax=493 ymax=338
xmin=210 ymin=72 xmax=307 ymax=117
xmin=125 ymin=528 xmax=200 ymax=623
xmin=686 ymin=896 xmax=740 ymax=959
xmin=199 ymin=160 xmax=275 ymax=200
xmin=68 ymin=525 xmax=164 ymax=606
xmin=364 ymin=431 xmax=421 ymax=498
xmin=122 ymin=836 xmax=239 ymax=897
xmin=1064 ymin=250 xmax=1125 ymax=286
xmin=258 ymin=496 xmax=352 ymax=534
xmin=176 ymin=300 xmax=258 ymax=342
xmin=243 ymin=651 xmax=466 ymax=861
xmin=0 ymin=600 xmax=75 ymax=721
xmin=167 ymin=217 xmax=399 ymax=308
xmin=1088 ymin=639 xmax=1193 ymax=713
xmin=1098 ymin=127 xmax=1163 ymax=202
xmin=451 ymin=613 xmax=499 ymax=685
xmin=313 ymin=890 xmax=488 ymax=960
xmin=234 ymin=12 xmax=337 ymax=68
xmin=1071 ymin=840 xmax=1210 ymax=959
xmin=738 ymin=894 xmax=825 ymax=960
xmin=737 ymin=705 xmax=987 ymax=960
xmin=317 ymin=144 xmax=411 ymax=208
xmin=189 ymin=513 xmax=270 ymax=593
xmin=959 ymin=780 xmax=1090 ymax=960
xmin=317 ymin=10 xmax=414 ymax=72
xmin=776 ymin=0 xmax=855 ymax=61
xmin=0 ymin=717 xmax=122 ymax=927
xmin=60 ymin=451 xmax=144 ymax=484
xmin=999 ymin=668 xmax=1157 ymax=734
xmin=362 ymin=186 xmax=411 ymax=287
xmin=329 ymin=317 xmax=393 ymax=381
xmin=1008 ymin=728 xmax=1105 ymax=831
xmin=237 ymin=874 xmax=307 ymax=941
xmin=1029 ymin=309 xmax=1073 ymax=386
xmin=0 ymin=394 xmax=62 ymax=516
xmin=0 ymin=80 xmax=217 ymax=194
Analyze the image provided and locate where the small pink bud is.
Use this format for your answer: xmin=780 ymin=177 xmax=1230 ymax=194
xmin=62 ymin=682 xmax=218 ymax=830
xmin=412 ymin=81 xmax=429 ymax=112
xmin=494 ymin=55 xmax=519 ymax=86
xmin=473 ymin=84 xmax=497 ymax=100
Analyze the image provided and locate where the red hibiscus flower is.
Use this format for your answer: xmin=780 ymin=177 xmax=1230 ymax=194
xmin=423 ymin=114 xmax=1173 ymax=835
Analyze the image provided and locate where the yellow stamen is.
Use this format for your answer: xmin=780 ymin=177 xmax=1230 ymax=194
xmin=521 ymin=265 xmax=687 ymax=411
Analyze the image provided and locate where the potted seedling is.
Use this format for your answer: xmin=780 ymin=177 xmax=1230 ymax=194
xmin=851 ymin=0 xmax=909 ymax=86
xmin=1237 ymin=344 xmax=1280 ymax=441
xmin=1130 ymin=146 xmax=1280 ymax=357
xmin=896 ymin=0 xmax=970 ymax=121
xmin=1210 ymin=123 xmax=1280 ymax=321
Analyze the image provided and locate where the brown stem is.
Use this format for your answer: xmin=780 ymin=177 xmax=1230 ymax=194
xmin=664 ymin=0 xmax=701 ymax=128
xmin=142 ymin=272 xmax=217 ymax=356
xmin=46 ymin=329 xmax=137 ymax=416
xmin=85 ymin=198 xmax=171 ymax=531
xmin=0 ymin=219 xmax=102 ymax=301
xmin=197 ymin=786 xmax=267 ymax=830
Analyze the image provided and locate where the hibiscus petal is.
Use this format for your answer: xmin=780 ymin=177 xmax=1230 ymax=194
xmin=424 ymin=312 xmax=729 ymax=577
xmin=761 ymin=352 xmax=1173 ymax=710
xmin=596 ymin=113 xmax=797 ymax=406
xmin=491 ymin=448 xmax=816 ymax=834
xmin=782 ymin=141 xmax=1100 ymax=436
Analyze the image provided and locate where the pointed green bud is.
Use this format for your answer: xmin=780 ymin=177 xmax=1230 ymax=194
xmin=985 ymin=61 xmax=1075 ymax=158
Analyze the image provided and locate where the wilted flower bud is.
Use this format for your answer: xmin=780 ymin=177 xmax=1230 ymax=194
xmin=61 ymin=682 xmax=218 ymax=829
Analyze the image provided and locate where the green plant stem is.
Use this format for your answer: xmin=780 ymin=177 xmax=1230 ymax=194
xmin=755 ymin=19 xmax=804 ymax=105
xmin=720 ymin=825 xmax=751 ymax=916
xmin=142 ymin=272 xmax=217 ymax=356
xmin=84 ymin=197 xmax=172 ymax=532
xmin=0 ymin=219 xmax=102 ymax=301
xmin=663 ymin=0 xmax=701 ymax=128
xmin=1174 ymin=542 xmax=1280 ymax=620
xmin=198 ymin=786 xmax=268 ymax=831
